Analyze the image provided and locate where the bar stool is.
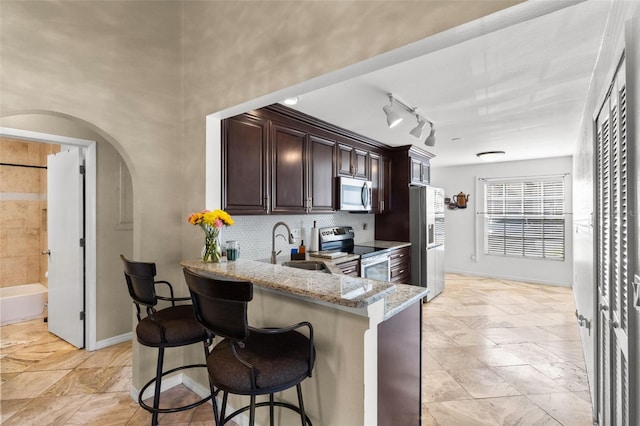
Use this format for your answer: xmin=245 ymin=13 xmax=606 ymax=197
xmin=182 ymin=268 xmax=315 ymax=425
xmin=120 ymin=255 xmax=216 ymax=425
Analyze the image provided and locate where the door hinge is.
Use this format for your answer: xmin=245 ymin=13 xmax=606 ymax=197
xmin=80 ymin=311 xmax=85 ymax=320
xmin=79 ymin=165 xmax=86 ymax=175
xmin=79 ymin=238 xmax=85 ymax=247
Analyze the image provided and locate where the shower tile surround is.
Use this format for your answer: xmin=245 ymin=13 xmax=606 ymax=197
xmin=218 ymin=212 xmax=375 ymax=261
xmin=0 ymin=137 xmax=60 ymax=288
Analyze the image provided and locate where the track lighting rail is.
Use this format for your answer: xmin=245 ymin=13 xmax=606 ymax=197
xmin=383 ymin=93 xmax=437 ymax=146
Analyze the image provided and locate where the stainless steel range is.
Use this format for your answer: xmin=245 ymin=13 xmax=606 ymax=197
xmin=317 ymin=226 xmax=391 ymax=281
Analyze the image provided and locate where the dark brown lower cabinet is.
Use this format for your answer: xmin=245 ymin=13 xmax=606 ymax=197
xmin=389 ymin=246 xmax=411 ymax=283
xmin=378 ymin=301 xmax=422 ymax=425
xmin=335 ymin=259 xmax=359 ymax=276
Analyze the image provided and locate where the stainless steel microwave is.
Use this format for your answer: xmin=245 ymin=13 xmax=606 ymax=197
xmin=338 ymin=176 xmax=372 ymax=211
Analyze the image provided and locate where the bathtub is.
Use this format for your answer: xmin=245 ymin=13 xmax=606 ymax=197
xmin=0 ymin=283 xmax=48 ymax=326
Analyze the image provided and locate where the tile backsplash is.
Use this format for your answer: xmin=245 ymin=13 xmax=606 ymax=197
xmin=222 ymin=212 xmax=375 ymax=261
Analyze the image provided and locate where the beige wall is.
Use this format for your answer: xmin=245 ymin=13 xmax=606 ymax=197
xmin=0 ymin=0 xmax=521 ymax=392
xmin=0 ymin=137 xmax=59 ymax=288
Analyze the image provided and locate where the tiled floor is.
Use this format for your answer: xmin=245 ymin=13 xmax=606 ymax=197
xmin=422 ymin=274 xmax=593 ymax=426
xmin=0 ymin=274 xmax=593 ymax=425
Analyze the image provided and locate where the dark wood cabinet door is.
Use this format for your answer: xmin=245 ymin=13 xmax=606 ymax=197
xmin=337 ymin=144 xmax=354 ymax=176
xmin=421 ymin=162 xmax=430 ymax=184
xmin=308 ymin=135 xmax=336 ymax=212
xmin=353 ymin=148 xmax=369 ymax=179
xmin=389 ymin=246 xmax=411 ymax=283
xmin=223 ymin=114 xmax=269 ymax=214
xmin=271 ymin=123 xmax=307 ymax=214
xmin=410 ymin=158 xmax=423 ymax=185
xmin=336 ymin=259 xmax=360 ymax=277
xmin=370 ymin=153 xmax=382 ymax=213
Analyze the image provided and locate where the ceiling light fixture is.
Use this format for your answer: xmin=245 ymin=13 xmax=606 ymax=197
xmin=476 ymin=151 xmax=506 ymax=161
xmin=384 ymin=93 xmax=436 ymax=145
xmin=382 ymin=94 xmax=403 ymax=128
xmin=283 ymin=97 xmax=299 ymax=105
xmin=409 ymin=114 xmax=427 ymax=138
xmin=424 ymin=126 xmax=437 ymax=146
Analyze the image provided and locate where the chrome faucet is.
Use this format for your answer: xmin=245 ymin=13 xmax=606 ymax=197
xmin=271 ymin=221 xmax=295 ymax=264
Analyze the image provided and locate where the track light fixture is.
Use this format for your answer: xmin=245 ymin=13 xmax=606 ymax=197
xmin=424 ymin=126 xmax=436 ymax=147
xmin=382 ymin=95 xmax=403 ymax=128
xmin=409 ymin=114 xmax=427 ymax=138
xmin=383 ymin=93 xmax=436 ymax=146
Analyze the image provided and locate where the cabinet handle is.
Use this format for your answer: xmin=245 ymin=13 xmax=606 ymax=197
xmin=264 ymin=197 xmax=269 ymax=211
xmin=342 ymin=268 xmax=354 ymax=274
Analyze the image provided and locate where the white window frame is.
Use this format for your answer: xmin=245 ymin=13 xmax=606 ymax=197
xmin=482 ymin=174 xmax=567 ymax=261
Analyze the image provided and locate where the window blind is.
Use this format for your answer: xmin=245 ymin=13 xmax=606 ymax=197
xmin=484 ymin=177 xmax=565 ymax=260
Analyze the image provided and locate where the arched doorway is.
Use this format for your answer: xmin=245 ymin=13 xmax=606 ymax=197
xmin=0 ymin=112 xmax=134 ymax=350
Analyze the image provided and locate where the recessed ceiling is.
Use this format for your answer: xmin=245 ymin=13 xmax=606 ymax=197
xmin=285 ymin=0 xmax=610 ymax=167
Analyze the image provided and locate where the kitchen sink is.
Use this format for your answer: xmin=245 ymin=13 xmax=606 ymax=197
xmin=281 ymin=260 xmax=330 ymax=272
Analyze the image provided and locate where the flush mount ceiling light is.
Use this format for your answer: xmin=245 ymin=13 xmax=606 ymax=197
xmin=382 ymin=95 xmax=403 ymax=128
xmin=476 ymin=151 xmax=506 ymax=161
xmin=384 ymin=93 xmax=436 ymax=145
xmin=283 ymin=97 xmax=299 ymax=105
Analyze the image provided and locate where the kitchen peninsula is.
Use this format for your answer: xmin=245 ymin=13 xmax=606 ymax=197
xmin=181 ymin=258 xmax=427 ymax=425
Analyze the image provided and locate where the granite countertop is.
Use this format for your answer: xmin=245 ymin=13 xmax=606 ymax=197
xmin=181 ymin=257 xmax=427 ymax=320
xmin=181 ymin=258 xmax=396 ymax=310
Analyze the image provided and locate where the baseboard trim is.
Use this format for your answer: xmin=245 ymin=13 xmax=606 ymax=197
xmin=182 ymin=375 xmax=250 ymax=426
xmin=446 ymin=270 xmax=572 ymax=287
xmin=93 ymin=332 xmax=132 ymax=350
xmin=128 ymin=373 xmax=250 ymax=425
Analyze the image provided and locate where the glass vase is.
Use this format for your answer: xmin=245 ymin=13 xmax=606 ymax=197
xmin=202 ymin=231 xmax=222 ymax=263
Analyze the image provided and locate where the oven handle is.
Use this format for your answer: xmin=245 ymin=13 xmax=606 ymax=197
xmin=360 ymin=254 xmax=390 ymax=267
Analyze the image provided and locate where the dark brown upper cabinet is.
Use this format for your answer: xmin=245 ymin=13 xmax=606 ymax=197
xmin=270 ymin=124 xmax=337 ymax=214
xmin=271 ymin=123 xmax=307 ymax=214
xmin=222 ymin=114 xmax=269 ymax=214
xmin=369 ymin=152 xmax=390 ymax=214
xmin=308 ymin=135 xmax=337 ymax=213
xmin=410 ymin=156 xmax=430 ymax=185
xmin=222 ymin=105 xmax=431 ymax=219
xmin=338 ymin=144 xmax=369 ymax=179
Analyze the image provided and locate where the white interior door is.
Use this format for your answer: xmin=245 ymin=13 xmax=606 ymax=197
xmin=47 ymin=148 xmax=85 ymax=348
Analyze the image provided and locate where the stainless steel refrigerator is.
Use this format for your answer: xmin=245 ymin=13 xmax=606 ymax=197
xmin=409 ymin=185 xmax=445 ymax=301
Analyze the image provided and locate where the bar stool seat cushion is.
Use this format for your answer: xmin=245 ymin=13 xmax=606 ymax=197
xmin=208 ymin=330 xmax=313 ymax=392
xmin=136 ymin=305 xmax=207 ymax=347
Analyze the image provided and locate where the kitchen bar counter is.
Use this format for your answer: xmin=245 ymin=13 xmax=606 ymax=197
xmin=180 ymin=258 xmax=424 ymax=425
xmin=181 ymin=258 xmax=394 ymax=308
xmin=182 ymin=258 xmax=426 ymax=320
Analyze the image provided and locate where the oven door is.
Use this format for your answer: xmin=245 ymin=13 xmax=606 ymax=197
xmin=361 ymin=254 xmax=391 ymax=282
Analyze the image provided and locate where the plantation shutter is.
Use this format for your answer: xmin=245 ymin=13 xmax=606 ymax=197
xmin=596 ymin=54 xmax=633 ymax=426
xmin=484 ymin=176 xmax=565 ymax=260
